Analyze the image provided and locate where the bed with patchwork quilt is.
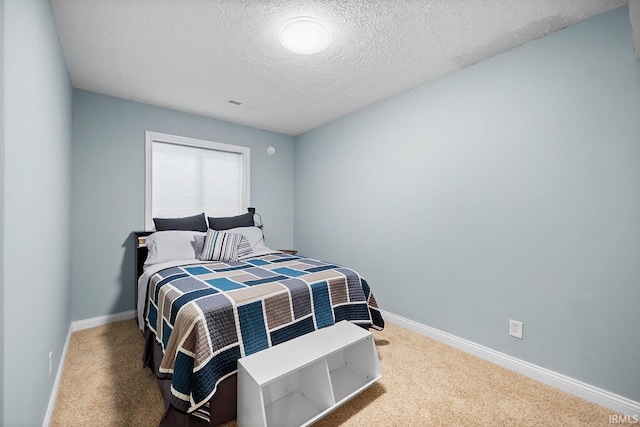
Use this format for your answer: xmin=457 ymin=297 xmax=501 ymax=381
xmin=137 ymin=230 xmax=384 ymax=427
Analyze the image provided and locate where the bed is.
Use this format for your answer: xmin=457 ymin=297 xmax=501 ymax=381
xmin=135 ymin=214 xmax=384 ymax=426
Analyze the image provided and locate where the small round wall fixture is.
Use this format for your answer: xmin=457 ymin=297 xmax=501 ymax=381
xmin=267 ymin=146 xmax=276 ymax=155
xmin=279 ymin=17 xmax=331 ymax=54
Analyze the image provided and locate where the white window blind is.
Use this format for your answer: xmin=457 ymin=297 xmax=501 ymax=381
xmin=145 ymin=132 xmax=250 ymax=229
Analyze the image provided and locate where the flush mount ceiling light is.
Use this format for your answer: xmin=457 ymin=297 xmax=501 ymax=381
xmin=279 ymin=17 xmax=331 ymax=54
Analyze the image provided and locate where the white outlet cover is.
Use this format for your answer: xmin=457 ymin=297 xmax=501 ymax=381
xmin=509 ymin=319 xmax=523 ymax=340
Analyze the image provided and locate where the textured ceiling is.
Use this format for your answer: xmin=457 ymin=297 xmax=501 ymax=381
xmin=50 ymin=0 xmax=627 ymax=136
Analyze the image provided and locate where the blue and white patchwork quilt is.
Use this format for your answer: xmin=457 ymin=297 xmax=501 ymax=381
xmin=144 ymin=252 xmax=384 ymax=417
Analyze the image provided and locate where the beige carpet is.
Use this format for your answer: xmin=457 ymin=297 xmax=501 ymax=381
xmin=51 ymin=319 xmax=624 ymax=427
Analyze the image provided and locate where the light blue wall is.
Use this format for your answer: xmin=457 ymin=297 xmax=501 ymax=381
xmin=0 ymin=0 xmax=5 ymax=422
xmin=71 ymin=90 xmax=295 ymax=321
xmin=4 ymin=0 xmax=72 ymax=425
xmin=295 ymin=6 xmax=640 ymax=402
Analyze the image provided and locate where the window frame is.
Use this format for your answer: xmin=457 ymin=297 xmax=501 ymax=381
xmin=145 ymin=131 xmax=250 ymax=230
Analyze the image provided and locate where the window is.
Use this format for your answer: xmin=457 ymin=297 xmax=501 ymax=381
xmin=145 ymin=131 xmax=250 ymax=229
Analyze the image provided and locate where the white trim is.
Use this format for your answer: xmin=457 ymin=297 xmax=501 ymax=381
xmin=43 ymin=310 xmax=138 ymax=426
xmin=144 ymin=131 xmax=251 ymax=230
xmin=381 ymin=309 xmax=640 ymax=417
xmin=71 ymin=309 xmax=136 ymax=332
xmin=42 ymin=327 xmax=71 ymax=427
xmin=44 ymin=309 xmax=639 ymax=425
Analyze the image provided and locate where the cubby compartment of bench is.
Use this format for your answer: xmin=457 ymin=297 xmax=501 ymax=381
xmin=237 ymin=320 xmax=382 ymax=427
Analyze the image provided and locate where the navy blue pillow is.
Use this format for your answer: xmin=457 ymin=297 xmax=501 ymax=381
xmin=208 ymin=211 xmax=255 ymax=231
xmin=153 ymin=213 xmax=208 ymax=232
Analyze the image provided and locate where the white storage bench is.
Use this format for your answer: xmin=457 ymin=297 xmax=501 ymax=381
xmin=237 ymin=320 xmax=382 ymax=427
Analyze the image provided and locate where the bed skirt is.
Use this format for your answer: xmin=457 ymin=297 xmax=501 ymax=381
xmin=143 ymin=327 xmax=237 ymax=427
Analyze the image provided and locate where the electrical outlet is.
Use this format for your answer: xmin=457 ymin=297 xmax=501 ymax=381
xmin=509 ymin=319 xmax=523 ymax=339
xmin=48 ymin=351 xmax=53 ymax=377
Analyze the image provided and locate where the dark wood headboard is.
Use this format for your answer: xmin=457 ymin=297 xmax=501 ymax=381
xmin=133 ymin=231 xmax=153 ymax=323
xmin=133 ymin=231 xmax=153 ymax=278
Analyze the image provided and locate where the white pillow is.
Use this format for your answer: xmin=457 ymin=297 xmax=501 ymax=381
xmin=144 ymin=230 xmax=206 ymax=265
xmin=224 ymin=226 xmax=270 ymax=253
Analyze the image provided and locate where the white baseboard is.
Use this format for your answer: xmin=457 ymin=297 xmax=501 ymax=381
xmin=70 ymin=309 xmax=136 ymax=332
xmin=381 ymin=310 xmax=640 ymax=417
xmin=43 ymin=309 xmax=639 ymax=425
xmin=42 ymin=326 xmax=72 ymax=427
xmin=42 ymin=310 xmax=137 ymax=426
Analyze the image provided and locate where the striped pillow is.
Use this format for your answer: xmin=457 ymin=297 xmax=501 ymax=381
xmin=237 ymin=236 xmax=253 ymax=259
xmin=198 ymin=229 xmax=243 ymax=262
